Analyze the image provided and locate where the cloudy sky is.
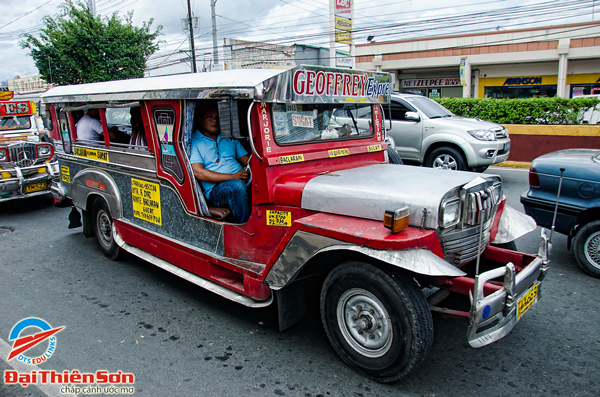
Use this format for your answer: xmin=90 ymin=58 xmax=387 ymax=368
xmin=0 ymin=0 xmax=597 ymax=83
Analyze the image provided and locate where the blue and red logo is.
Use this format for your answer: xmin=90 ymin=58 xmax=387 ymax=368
xmin=7 ymin=318 xmax=64 ymax=365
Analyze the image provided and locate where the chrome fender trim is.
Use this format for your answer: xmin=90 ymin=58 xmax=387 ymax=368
xmin=266 ymin=231 xmax=465 ymax=290
xmin=71 ymin=168 xmax=122 ymax=218
xmin=113 ymin=225 xmax=273 ymax=308
xmin=492 ymin=204 xmax=536 ymax=244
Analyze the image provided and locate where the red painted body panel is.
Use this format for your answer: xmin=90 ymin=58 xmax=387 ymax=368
xmin=489 ymin=196 xmax=506 ymax=242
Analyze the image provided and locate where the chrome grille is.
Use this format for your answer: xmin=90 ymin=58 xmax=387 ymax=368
xmin=7 ymin=142 xmax=37 ymax=167
xmin=442 ymin=219 xmax=493 ymax=265
xmin=465 ymin=191 xmax=493 ymax=226
xmin=491 ymin=127 xmax=508 ymax=139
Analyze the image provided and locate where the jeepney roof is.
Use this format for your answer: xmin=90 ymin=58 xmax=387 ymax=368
xmin=41 ymin=66 xmax=392 ymax=105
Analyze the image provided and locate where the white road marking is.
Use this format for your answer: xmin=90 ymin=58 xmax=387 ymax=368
xmin=0 ymin=337 xmax=76 ymax=397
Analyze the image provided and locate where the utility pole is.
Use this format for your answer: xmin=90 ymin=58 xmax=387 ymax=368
xmin=210 ymin=0 xmax=219 ymax=67
xmin=187 ymin=0 xmax=197 ymax=73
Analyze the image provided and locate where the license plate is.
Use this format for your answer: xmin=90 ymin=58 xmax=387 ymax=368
xmin=517 ymin=283 xmax=539 ymax=321
xmin=504 ymin=142 xmax=511 ymax=151
xmin=24 ymin=182 xmax=47 ymax=193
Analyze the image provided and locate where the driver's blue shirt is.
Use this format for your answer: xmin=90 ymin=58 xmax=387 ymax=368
xmin=190 ymin=131 xmax=248 ymax=199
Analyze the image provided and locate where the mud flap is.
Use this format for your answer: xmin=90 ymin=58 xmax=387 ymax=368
xmin=68 ymin=207 xmax=82 ymax=229
xmin=275 ymin=280 xmax=308 ymax=331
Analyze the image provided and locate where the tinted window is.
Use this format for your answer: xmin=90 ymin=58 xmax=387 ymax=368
xmin=403 ymin=96 xmax=453 ymax=118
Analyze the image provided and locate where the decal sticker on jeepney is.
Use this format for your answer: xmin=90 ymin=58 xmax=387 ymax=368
xmin=328 ymin=148 xmax=350 ymax=158
xmin=272 ymin=104 xmax=289 ymax=136
xmin=156 ymin=109 xmax=176 ymax=155
xmin=373 ymin=104 xmax=383 ymax=141
xmin=291 ymin=114 xmax=314 ymax=128
xmin=131 ymin=178 xmax=162 ymax=225
xmin=279 ymin=154 xmax=304 ymax=165
xmin=60 ymin=165 xmax=70 ymax=183
xmin=292 ymin=69 xmax=391 ymax=102
xmin=367 ymin=144 xmax=382 ymax=152
xmin=267 ymin=210 xmax=291 ymax=227
xmin=74 ymin=147 xmax=109 ymax=162
xmin=259 ymin=103 xmax=273 ymax=153
xmin=87 ymin=180 xmax=105 ymax=190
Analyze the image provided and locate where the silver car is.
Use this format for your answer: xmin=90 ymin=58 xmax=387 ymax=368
xmin=384 ymin=93 xmax=511 ymax=172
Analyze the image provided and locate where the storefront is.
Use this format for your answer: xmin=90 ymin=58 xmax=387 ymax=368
xmin=400 ymin=77 xmax=462 ymax=98
xmin=480 ymin=74 xmax=600 ymax=99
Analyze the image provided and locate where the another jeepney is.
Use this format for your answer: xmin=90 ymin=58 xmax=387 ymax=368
xmin=44 ymin=65 xmax=550 ymax=383
xmin=0 ymin=100 xmax=59 ymax=201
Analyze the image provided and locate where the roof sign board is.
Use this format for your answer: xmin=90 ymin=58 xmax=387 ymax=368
xmin=0 ymin=101 xmax=35 ymax=117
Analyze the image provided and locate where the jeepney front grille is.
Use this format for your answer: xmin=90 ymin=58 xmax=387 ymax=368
xmin=441 ymin=220 xmax=492 ymax=265
xmin=7 ymin=142 xmax=37 ymax=167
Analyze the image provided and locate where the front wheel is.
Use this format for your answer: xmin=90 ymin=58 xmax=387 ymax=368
xmin=91 ymin=199 xmax=121 ymax=260
xmin=426 ymin=146 xmax=467 ymax=171
xmin=320 ymin=262 xmax=433 ymax=383
xmin=573 ymin=220 xmax=600 ymax=278
xmin=387 ymin=148 xmax=404 ymax=165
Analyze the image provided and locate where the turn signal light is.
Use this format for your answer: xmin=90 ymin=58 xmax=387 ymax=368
xmin=383 ymin=207 xmax=410 ymax=234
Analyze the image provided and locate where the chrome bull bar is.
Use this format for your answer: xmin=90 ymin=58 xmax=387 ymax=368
xmin=467 ymin=229 xmax=550 ymax=348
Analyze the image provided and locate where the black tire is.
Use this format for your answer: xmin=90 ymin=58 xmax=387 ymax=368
xmin=573 ymin=220 xmax=600 ymax=278
xmin=492 ymin=241 xmax=517 ymax=251
xmin=426 ymin=146 xmax=467 ymax=171
xmin=320 ymin=262 xmax=433 ymax=383
xmin=387 ymin=148 xmax=404 ymax=164
xmin=91 ymin=199 xmax=121 ymax=260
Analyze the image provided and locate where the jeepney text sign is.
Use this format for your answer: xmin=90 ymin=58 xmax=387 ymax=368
xmin=131 ymin=178 xmax=162 ymax=225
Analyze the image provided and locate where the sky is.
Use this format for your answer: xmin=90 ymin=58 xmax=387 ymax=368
xmin=0 ymin=0 xmax=598 ymax=83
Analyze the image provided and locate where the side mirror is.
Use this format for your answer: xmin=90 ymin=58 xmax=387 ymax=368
xmin=405 ymin=111 xmax=420 ymax=122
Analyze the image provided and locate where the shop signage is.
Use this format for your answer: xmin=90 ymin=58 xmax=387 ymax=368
xmin=335 ymin=0 xmax=351 ymax=16
xmin=336 ymin=55 xmax=353 ymax=67
xmin=402 ymin=78 xmax=460 ymax=88
xmin=459 ymin=57 xmax=467 ymax=86
xmin=503 ymin=77 xmax=542 ymax=85
xmin=335 ymin=16 xmax=352 ymax=31
xmin=335 ymin=31 xmax=352 ymax=45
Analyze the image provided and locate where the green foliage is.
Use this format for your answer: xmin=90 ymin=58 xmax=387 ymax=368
xmin=20 ymin=0 xmax=162 ymax=85
xmin=436 ymin=97 xmax=600 ymax=125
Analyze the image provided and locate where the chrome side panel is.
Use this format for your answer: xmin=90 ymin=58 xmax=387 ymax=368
xmin=266 ymin=230 xmax=465 ymax=290
xmin=71 ymin=168 xmax=122 ymax=218
xmin=492 ymin=205 xmax=537 ymax=244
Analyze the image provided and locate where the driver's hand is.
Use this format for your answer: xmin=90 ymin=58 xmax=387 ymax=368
xmin=232 ymin=170 xmax=250 ymax=182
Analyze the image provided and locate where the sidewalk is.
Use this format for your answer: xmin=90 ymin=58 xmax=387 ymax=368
xmin=495 ymin=160 xmax=531 ymax=168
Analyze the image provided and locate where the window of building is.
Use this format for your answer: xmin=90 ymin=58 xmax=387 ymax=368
xmin=484 ymin=85 xmax=557 ymax=98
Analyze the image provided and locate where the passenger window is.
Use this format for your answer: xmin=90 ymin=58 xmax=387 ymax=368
xmin=383 ymin=101 xmax=413 ymax=121
xmin=154 ymin=107 xmax=184 ymax=183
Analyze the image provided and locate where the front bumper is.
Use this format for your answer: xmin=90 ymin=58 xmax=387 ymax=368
xmin=469 ymin=139 xmax=511 ymax=167
xmin=0 ymin=161 xmax=60 ymax=202
xmin=467 ymin=229 xmax=550 ymax=347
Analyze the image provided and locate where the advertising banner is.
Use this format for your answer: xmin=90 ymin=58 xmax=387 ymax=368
xmin=335 ymin=0 xmax=351 ymax=16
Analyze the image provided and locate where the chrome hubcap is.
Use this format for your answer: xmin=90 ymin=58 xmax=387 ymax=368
xmin=98 ymin=210 xmax=113 ymax=247
xmin=584 ymin=231 xmax=600 ymax=270
xmin=336 ymin=288 xmax=392 ymax=358
xmin=433 ymin=154 xmax=457 ymax=170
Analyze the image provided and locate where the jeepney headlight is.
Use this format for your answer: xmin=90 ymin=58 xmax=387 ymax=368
xmin=468 ymin=129 xmax=495 ymax=141
xmin=0 ymin=148 xmax=8 ymax=162
xmin=441 ymin=197 xmax=461 ymax=227
xmin=36 ymin=144 xmax=53 ymax=158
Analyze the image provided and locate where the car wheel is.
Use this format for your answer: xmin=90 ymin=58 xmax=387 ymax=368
xmin=91 ymin=198 xmax=121 ymax=260
xmin=492 ymin=241 xmax=517 ymax=251
xmin=320 ymin=262 xmax=433 ymax=383
xmin=426 ymin=147 xmax=467 ymax=171
xmin=387 ymin=148 xmax=404 ymax=164
xmin=573 ymin=220 xmax=600 ymax=278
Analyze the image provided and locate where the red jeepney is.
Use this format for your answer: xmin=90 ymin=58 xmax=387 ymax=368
xmin=44 ymin=65 xmax=549 ymax=383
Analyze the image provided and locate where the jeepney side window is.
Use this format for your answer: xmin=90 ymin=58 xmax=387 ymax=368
xmin=44 ymin=108 xmax=53 ymax=131
xmin=58 ymin=109 xmax=72 ymax=154
xmin=154 ymin=106 xmax=185 ymax=183
xmin=272 ymin=103 xmax=373 ymax=145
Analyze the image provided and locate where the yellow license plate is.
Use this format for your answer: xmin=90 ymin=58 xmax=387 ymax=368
xmin=517 ymin=283 xmax=539 ymax=321
xmin=24 ymin=182 xmax=47 ymax=193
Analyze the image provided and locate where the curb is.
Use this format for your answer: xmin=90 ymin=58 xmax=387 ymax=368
xmin=495 ymin=161 xmax=531 ymax=168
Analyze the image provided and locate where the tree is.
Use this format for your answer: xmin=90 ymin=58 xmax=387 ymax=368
xmin=20 ymin=1 xmax=162 ymax=85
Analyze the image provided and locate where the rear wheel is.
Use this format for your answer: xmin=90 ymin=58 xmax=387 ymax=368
xmin=320 ymin=262 xmax=433 ymax=383
xmin=387 ymin=148 xmax=404 ymax=165
xmin=91 ymin=199 xmax=121 ymax=260
xmin=573 ymin=220 xmax=600 ymax=278
xmin=426 ymin=146 xmax=467 ymax=171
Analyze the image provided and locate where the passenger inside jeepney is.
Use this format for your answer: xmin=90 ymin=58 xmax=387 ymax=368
xmin=190 ymin=104 xmax=251 ymax=223
xmin=128 ymin=107 xmax=147 ymax=150
xmin=76 ymin=108 xmax=118 ymax=143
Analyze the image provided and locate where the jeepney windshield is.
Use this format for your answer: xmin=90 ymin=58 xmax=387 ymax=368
xmin=0 ymin=116 xmax=32 ymax=131
xmin=272 ymin=103 xmax=374 ymax=144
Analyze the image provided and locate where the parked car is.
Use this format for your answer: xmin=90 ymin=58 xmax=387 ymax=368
xmin=580 ymin=94 xmax=600 ymax=124
xmin=382 ymin=93 xmax=511 ymax=172
xmin=521 ymin=149 xmax=600 ymax=277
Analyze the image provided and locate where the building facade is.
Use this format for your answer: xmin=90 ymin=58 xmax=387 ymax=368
xmin=355 ymin=21 xmax=600 ymax=99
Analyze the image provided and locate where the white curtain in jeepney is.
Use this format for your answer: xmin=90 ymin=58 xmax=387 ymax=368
xmin=182 ymin=101 xmax=211 ymax=217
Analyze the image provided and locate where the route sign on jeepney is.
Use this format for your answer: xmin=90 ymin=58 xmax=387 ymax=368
xmin=0 ymin=101 xmax=35 ymax=117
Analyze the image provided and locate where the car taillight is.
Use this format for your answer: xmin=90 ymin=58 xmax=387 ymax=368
xmin=0 ymin=148 xmax=8 ymax=162
xmin=529 ymin=166 xmax=540 ymax=187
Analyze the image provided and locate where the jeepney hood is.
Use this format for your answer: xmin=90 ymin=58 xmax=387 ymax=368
xmin=300 ymin=163 xmax=485 ymax=230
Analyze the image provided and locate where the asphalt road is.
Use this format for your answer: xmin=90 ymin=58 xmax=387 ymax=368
xmin=1 ymin=167 xmax=598 ymax=397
